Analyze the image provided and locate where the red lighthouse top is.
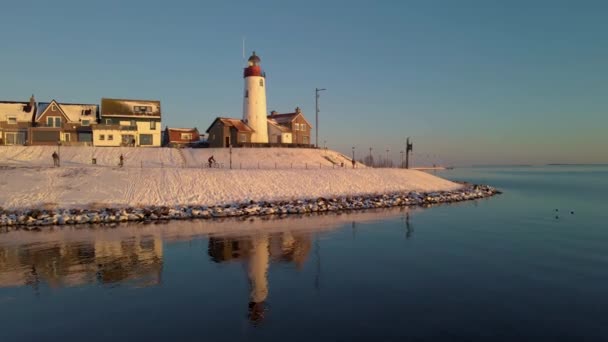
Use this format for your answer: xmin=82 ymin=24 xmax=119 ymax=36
xmin=243 ymin=51 xmax=265 ymax=78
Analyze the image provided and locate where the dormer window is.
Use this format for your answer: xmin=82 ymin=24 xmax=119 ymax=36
xmin=134 ymin=106 xmax=152 ymax=114
xmin=51 ymin=104 xmax=57 ymax=111
xmin=7 ymin=116 xmax=17 ymax=124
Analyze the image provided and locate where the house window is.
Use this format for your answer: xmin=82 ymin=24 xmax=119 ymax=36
xmin=7 ymin=116 xmax=17 ymax=124
xmin=294 ymin=123 xmax=299 ymax=131
xmin=105 ymin=118 xmax=113 ymax=125
xmin=140 ymin=134 xmax=153 ymax=145
xmin=130 ymin=120 xmax=136 ymax=127
xmin=82 ymin=120 xmax=90 ymax=126
xmin=100 ymin=134 xmax=105 ymax=141
xmin=150 ymin=121 xmax=156 ymax=130
xmin=181 ymin=133 xmax=192 ymax=140
xmin=108 ymin=134 xmax=114 ymax=141
xmin=259 ymin=79 xmax=264 ymax=87
xmin=51 ymin=104 xmax=57 ymax=111
xmin=64 ymin=133 xmax=71 ymax=142
xmin=46 ymin=116 xmax=62 ymax=127
xmin=303 ymin=136 xmax=309 ymax=144
xmin=239 ymin=133 xmax=246 ymax=142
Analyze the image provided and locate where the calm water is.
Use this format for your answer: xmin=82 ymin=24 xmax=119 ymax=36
xmin=1 ymin=166 xmax=607 ymax=341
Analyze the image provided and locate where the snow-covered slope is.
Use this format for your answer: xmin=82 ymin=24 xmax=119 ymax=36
xmin=0 ymin=146 xmax=461 ymax=210
xmin=0 ymin=146 xmax=359 ymax=169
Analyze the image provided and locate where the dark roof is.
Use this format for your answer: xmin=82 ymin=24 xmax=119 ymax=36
xmin=206 ymin=117 xmax=254 ymax=133
xmin=101 ymin=98 xmax=161 ymax=117
xmin=248 ymin=51 xmax=261 ymax=63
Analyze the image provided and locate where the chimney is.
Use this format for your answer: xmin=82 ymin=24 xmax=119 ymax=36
xmin=270 ymin=110 xmax=277 ymax=116
xmin=295 ymin=106 xmax=301 ymax=114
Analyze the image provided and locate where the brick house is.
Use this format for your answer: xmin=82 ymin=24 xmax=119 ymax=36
xmin=267 ymin=107 xmax=312 ymax=145
xmin=29 ymin=100 xmax=99 ymax=146
xmin=162 ymin=127 xmax=201 ymax=147
xmin=206 ymin=117 xmax=253 ymax=148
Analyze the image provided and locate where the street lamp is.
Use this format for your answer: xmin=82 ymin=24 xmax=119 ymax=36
xmin=315 ymin=88 xmax=326 ymax=148
xmin=352 ymin=146 xmax=355 ymax=168
xmin=229 ymin=144 xmax=232 ymax=169
xmin=386 ymin=148 xmax=390 ymax=168
xmin=400 ymin=150 xmax=404 ymax=168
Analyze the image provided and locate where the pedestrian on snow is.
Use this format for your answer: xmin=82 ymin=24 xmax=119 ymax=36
xmin=119 ymin=154 xmax=124 ymax=167
xmin=52 ymin=152 xmax=59 ymax=167
xmin=208 ymin=155 xmax=216 ymax=168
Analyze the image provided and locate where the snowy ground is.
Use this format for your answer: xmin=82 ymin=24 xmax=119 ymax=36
xmin=0 ymin=146 xmax=461 ymax=210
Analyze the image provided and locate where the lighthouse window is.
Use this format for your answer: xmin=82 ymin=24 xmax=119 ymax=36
xmin=245 ymin=90 xmax=249 ymax=98
xmin=259 ymin=79 xmax=264 ymax=87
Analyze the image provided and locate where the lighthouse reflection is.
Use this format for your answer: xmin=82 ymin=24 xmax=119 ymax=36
xmin=208 ymin=231 xmax=312 ymax=324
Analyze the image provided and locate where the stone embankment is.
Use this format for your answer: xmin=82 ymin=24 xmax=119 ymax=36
xmin=0 ymin=185 xmax=500 ymax=229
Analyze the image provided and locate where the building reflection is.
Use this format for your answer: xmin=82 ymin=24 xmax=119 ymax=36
xmin=0 ymin=235 xmax=163 ymax=289
xmin=208 ymin=231 xmax=312 ymax=324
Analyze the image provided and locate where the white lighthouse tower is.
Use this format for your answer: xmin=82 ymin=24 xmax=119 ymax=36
xmin=243 ymin=51 xmax=269 ymax=143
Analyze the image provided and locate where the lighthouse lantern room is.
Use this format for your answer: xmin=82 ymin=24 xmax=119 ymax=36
xmin=242 ymin=51 xmax=269 ymax=143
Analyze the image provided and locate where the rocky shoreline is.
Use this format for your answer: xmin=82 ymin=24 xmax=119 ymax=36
xmin=0 ymin=184 xmax=500 ymax=229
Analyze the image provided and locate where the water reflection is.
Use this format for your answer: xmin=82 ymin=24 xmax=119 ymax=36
xmin=208 ymin=231 xmax=312 ymax=323
xmin=0 ymin=207 xmax=415 ymax=313
xmin=0 ymin=235 xmax=163 ymax=289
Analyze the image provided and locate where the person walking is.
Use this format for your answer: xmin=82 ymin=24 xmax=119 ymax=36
xmin=208 ymin=155 xmax=216 ymax=168
xmin=52 ymin=152 xmax=59 ymax=167
xmin=119 ymin=154 xmax=124 ymax=168
xmin=352 ymin=159 xmax=356 ymax=169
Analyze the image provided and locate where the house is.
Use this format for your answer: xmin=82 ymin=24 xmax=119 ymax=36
xmin=0 ymin=95 xmax=36 ymax=145
xmin=93 ymin=98 xmax=162 ymax=147
xmin=205 ymin=107 xmax=313 ymax=148
xmin=162 ymin=127 xmax=201 ymax=147
xmin=267 ymin=107 xmax=312 ymax=145
xmin=206 ymin=117 xmax=253 ymax=148
xmin=29 ymin=100 xmax=99 ymax=146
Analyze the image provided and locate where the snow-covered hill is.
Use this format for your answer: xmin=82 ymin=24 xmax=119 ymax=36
xmin=0 ymin=146 xmax=359 ymax=169
xmin=0 ymin=146 xmax=461 ymax=210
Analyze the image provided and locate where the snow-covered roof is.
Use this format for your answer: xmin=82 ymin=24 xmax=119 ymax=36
xmin=37 ymin=101 xmax=99 ymax=123
xmin=101 ymin=98 xmax=161 ymax=118
xmin=206 ymin=117 xmax=254 ymax=133
xmin=166 ymin=127 xmax=199 ymax=133
xmin=267 ymin=118 xmax=291 ymax=132
xmin=0 ymin=101 xmax=35 ymax=122
xmin=267 ymin=109 xmax=311 ymax=127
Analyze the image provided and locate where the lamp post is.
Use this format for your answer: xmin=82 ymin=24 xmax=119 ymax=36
xmin=405 ymin=137 xmax=413 ymax=169
xmin=352 ymin=146 xmax=355 ymax=169
xmin=229 ymin=144 xmax=232 ymax=169
xmin=315 ymin=88 xmax=326 ymax=148
xmin=386 ymin=148 xmax=390 ymax=168
xmin=369 ymin=147 xmax=373 ymax=167
xmin=400 ymin=150 xmax=404 ymax=168
xmin=324 ymin=140 xmax=327 ymax=150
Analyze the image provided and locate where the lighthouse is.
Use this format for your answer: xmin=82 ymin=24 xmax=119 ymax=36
xmin=243 ymin=51 xmax=269 ymax=143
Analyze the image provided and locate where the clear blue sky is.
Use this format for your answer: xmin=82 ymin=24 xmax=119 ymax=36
xmin=2 ymin=0 xmax=607 ymax=166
